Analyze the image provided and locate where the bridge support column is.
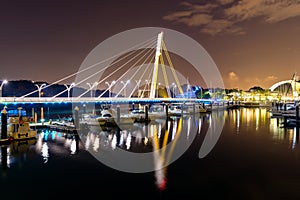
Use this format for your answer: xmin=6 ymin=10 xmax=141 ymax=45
xmin=145 ymin=105 xmax=149 ymax=124
xmin=165 ymin=104 xmax=169 ymax=119
xmin=117 ymin=105 xmax=120 ymax=124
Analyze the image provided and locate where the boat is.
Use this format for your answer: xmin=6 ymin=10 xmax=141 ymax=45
xmin=148 ymin=105 xmax=167 ymax=119
xmin=168 ymin=105 xmax=186 ymax=116
xmin=81 ymin=109 xmax=116 ymax=126
xmin=168 ymin=103 xmax=207 ymax=116
xmin=97 ymin=109 xmax=116 ymax=126
xmin=8 ymin=115 xmax=37 ymax=140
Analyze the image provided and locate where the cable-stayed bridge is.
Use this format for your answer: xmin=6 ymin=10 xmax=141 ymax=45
xmin=0 ymin=31 xmax=222 ymax=105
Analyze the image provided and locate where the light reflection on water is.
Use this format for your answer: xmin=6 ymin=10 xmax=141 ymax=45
xmin=1 ymin=108 xmax=300 ymax=193
xmin=228 ymin=107 xmax=300 ymax=150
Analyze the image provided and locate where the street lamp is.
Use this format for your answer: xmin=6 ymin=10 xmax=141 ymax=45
xmin=105 ymin=80 xmax=116 ymax=98
xmin=0 ymin=80 xmax=8 ymax=97
xmin=87 ymin=82 xmax=99 ymax=98
xmin=35 ymin=83 xmax=46 ymax=98
xmin=121 ymin=80 xmax=130 ymax=97
xmin=64 ymin=82 xmax=75 ymax=99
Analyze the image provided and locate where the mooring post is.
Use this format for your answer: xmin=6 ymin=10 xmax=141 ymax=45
xmin=284 ymin=104 xmax=287 ymax=111
xmin=34 ymin=112 xmax=38 ymax=123
xmin=117 ymin=105 xmax=120 ymax=124
xmin=41 ymin=107 xmax=44 ymax=125
xmin=32 ymin=107 xmax=35 ymax=118
xmin=165 ymin=104 xmax=169 ymax=119
xmin=181 ymin=103 xmax=183 ymax=116
xmin=1 ymin=107 xmax=7 ymax=139
xmin=74 ymin=106 xmax=80 ymax=130
xmin=193 ymin=103 xmax=196 ymax=114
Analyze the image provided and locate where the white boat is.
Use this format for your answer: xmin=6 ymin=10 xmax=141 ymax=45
xmin=81 ymin=109 xmax=116 ymax=126
xmin=97 ymin=109 xmax=116 ymax=126
xmin=168 ymin=103 xmax=207 ymax=116
xmin=8 ymin=116 xmax=37 ymax=140
xmin=148 ymin=105 xmax=166 ymax=119
xmin=168 ymin=105 xmax=186 ymax=116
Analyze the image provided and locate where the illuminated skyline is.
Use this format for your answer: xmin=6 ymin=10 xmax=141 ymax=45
xmin=1 ymin=0 xmax=300 ymax=90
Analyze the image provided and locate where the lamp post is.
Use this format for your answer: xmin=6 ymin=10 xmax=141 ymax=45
xmin=64 ymin=82 xmax=75 ymax=99
xmin=87 ymin=82 xmax=99 ymax=98
xmin=121 ymin=80 xmax=130 ymax=97
xmin=0 ymin=80 xmax=8 ymax=97
xmin=105 ymin=80 xmax=116 ymax=98
xmin=35 ymin=83 xmax=46 ymax=98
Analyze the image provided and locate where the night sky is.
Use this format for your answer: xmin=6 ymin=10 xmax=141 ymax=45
xmin=1 ymin=0 xmax=300 ymax=90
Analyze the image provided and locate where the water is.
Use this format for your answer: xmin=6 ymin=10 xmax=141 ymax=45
xmin=1 ymin=108 xmax=300 ymax=200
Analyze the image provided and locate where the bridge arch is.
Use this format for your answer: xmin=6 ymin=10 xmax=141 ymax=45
xmin=269 ymin=80 xmax=292 ymax=91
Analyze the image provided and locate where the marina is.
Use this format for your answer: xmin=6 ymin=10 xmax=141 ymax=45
xmin=1 ymin=2 xmax=300 ymax=198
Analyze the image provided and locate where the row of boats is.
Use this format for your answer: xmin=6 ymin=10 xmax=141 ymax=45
xmin=0 ymin=101 xmax=256 ymax=142
xmin=80 ymin=103 xmax=208 ymax=126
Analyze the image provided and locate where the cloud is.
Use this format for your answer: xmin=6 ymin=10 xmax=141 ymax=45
xmin=263 ymin=75 xmax=278 ymax=82
xmin=229 ymin=71 xmax=239 ymax=81
xmin=177 ymin=14 xmax=212 ymax=26
xmin=163 ymin=0 xmax=300 ymax=35
xmin=201 ymin=19 xmax=234 ymax=35
xmin=218 ymin=0 xmax=235 ymax=5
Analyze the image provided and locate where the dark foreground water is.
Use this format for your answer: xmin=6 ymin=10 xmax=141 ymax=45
xmin=1 ymin=107 xmax=300 ymax=200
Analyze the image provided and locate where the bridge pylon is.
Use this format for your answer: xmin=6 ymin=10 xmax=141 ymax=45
xmin=150 ymin=31 xmax=163 ymax=98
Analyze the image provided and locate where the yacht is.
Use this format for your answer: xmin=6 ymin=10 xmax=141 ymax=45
xmin=8 ymin=115 xmax=37 ymax=140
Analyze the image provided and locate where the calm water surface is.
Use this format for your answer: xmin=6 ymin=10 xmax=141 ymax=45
xmin=1 ymin=108 xmax=300 ymax=200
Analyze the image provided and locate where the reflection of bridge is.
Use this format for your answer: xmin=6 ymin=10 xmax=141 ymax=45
xmin=0 ymin=31 xmax=212 ymax=104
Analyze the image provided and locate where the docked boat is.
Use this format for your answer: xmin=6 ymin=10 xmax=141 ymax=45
xmin=148 ymin=105 xmax=166 ymax=119
xmin=8 ymin=116 xmax=37 ymax=140
xmin=168 ymin=103 xmax=207 ymax=116
xmin=81 ymin=109 xmax=116 ymax=126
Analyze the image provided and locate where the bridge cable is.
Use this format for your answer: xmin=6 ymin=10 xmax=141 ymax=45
xmin=97 ymin=48 xmax=155 ymax=98
xmin=127 ymin=51 xmax=156 ymax=98
xmin=97 ymin=46 xmax=154 ymax=98
xmin=113 ymin=47 xmax=156 ymax=98
xmin=76 ymin=40 xmax=157 ymax=98
xmin=162 ymin=40 xmax=184 ymax=95
xmin=18 ymin=35 xmax=157 ymax=99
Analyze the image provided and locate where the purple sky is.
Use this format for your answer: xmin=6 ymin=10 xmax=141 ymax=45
xmin=1 ymin=0 xmax=300 ymax=90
